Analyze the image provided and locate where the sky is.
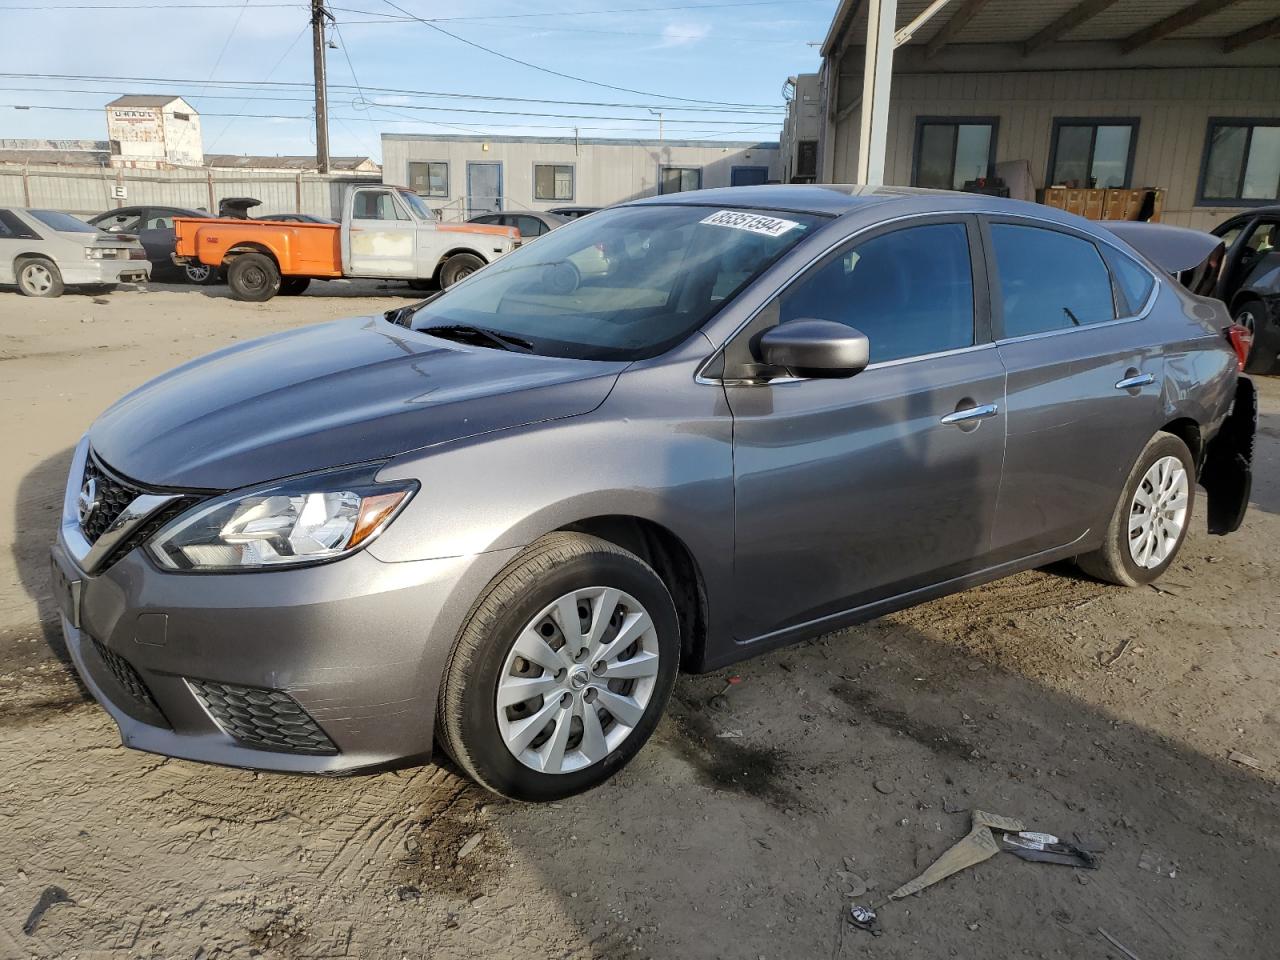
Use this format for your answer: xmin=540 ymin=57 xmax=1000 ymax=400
xmin=0 ymin=0 xmax=836 ymax=160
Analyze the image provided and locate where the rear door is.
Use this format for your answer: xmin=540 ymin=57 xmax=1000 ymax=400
xmin=345 ymin=187 xmax=417 ymax=278
xmin=726 ymin=216 xmax=1007 ymax=642
xmin=984 ymin=217 xmax=1165 ymax=562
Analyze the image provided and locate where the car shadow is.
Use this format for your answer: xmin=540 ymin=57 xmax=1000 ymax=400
xmin=10 ymin=447 xmax=75 ymax=665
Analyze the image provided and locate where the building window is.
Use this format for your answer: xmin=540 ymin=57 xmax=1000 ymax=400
xmin=660 ymin=166 xmax=702 ymax=194
xmin=172 ymin=111 xmax=190 ymax=122
xmin=1199 ymin=119 xmax=1280 ymax=205
xmin=408 ymin=161 xmax=448 ymax=198
xmin=913 ymin=118 xmax=997 ymax=191
xmin=534 ymin=163 xmax=574 ymax=201
xmin=1048 ymin=119 xmax=1137 ymax=189
xmin=796 ymin=140 xmax=818 ymax=180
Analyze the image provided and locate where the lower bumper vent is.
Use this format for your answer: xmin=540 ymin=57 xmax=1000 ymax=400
xmin=92 ymin=639 xmax=168 ymax=725
xmin=188 ymin=679 xmax=337 ymax=755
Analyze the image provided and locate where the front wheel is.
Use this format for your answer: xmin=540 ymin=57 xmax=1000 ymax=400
xmin=17 ymin=257 xmax=63 ymax=298
xmin=226 ymin=252 xmax=280 ymax=302
xmin=183 ymin=262 xmax=214 ymax=285
xmin=1076 ymin=433 xmax=1195 ymax=586
xmin=437 ymin=533 xmax=680 ymax=801
xmin=1236 ymin=301 xmax=1278 ymax=375
xmin=439 ymin=253 xmax=485 ymax=289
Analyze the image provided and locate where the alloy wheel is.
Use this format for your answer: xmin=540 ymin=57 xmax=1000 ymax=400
xmin=1128 ymin=455 xmax=1189 ymax=569
xmin=21 ymin=263 xmax=54 ymax=295
xmin=496 ymin=586 xmax=660 ymax=774
xmin=185 ymin=263 xmax=212 ymax=284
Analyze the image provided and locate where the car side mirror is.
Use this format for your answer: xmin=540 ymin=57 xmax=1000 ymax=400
xmin=757 ymin=319 xmax=869 ymax=379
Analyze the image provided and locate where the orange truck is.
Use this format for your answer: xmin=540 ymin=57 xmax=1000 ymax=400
xmin=173 ymin=185 xmax=518 ymax=301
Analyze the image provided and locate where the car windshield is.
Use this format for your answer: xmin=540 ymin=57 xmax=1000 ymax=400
xmin=410 ymin=204 xmax=823 ymax=360
xmin=398 ymin=190 xmax=437 ymax=221
xmin=31 ymin=210 xmax=98 ymax=234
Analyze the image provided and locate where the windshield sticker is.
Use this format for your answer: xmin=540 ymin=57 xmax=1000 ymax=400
xmin=700 ymin=210 xmax=802 ymax=237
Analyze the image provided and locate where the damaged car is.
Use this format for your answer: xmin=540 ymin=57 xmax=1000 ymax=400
xmin=1212 ymin=207 xmax=1280 ymax=373
xmin=50 ymin=186 xmax=1255 ymax=801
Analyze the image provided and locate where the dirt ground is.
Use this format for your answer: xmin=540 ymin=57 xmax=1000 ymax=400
xmin=1 ymin=280 xmax=1277 ymax=960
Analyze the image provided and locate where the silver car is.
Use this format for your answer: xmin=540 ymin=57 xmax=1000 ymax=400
xmin=1 ymin=208 xmax=150 ymax=296
xmin=50 ymin=186 xmax=1255 ymax=801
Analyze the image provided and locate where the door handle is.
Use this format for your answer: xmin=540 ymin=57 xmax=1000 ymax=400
xmin=940 ymin=402 xmax=999 ymax=425
xmin=1115 ymin=373 xmax=1155 ymax=390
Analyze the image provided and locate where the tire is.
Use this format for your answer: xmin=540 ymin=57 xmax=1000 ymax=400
xmin=279 ymin=277 xmax=311 ymax=296
xmin=1076 ymin=433 xmax=1196 ymax=587
xmin=1236 ymin=300 xmax=1279 ymax=375
xmin=16 ymin=257 xmax=64 ymax=298
xmin=439 ymin=253 xmax=485 ymax=289
xmin=183 ymin=262 xmax=215 ymax=285
xmin=226 ymin=252 xmax=280 ymax=302
xmin=437 ymin=532 xmax=680 ymax=801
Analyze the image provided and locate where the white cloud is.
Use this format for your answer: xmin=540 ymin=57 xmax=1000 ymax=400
xmin=659 ymin=21 xmax=711 ymax=48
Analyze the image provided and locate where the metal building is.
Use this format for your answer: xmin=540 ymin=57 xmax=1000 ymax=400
xmin=381 ymin=133 xmax=782 ymax=220
xmin=105 ymin=95 xmax=204 ymax=169
xmin=805 ymin=0 xmax=1280 ymax=229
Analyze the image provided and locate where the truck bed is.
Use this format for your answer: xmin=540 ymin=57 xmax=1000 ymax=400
xmin=174 ymin=217 xmax=344 ymax=278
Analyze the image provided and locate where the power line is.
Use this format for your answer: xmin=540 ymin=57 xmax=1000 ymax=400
xmin=0 ymin=71 xmax=786 ymax=113
xmin=0 ymin=0 xmax=824 ymax=15
xmin=199 ymin=0 xmax=251 ymax=98
xmin=205 ymin=24 xmax=308 ymax=151
xmin=376 ymin=0 xmax=780 ymax=110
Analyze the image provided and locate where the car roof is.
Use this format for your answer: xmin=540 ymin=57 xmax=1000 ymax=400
xmin=626 ymin=184 xmax=931 ymax=216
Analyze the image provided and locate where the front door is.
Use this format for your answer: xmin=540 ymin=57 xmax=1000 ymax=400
xmin=726 ymin=217 xmax=1007 ymax=642
xmin=347 ymin=187 xmax=417 ymax=278
xmin=466 ymin=162 xmax=503 ymax=217
xmin=984 ymin=217 xmax=1166 ymax=560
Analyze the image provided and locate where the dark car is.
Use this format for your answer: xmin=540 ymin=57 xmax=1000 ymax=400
xmin=51 ymin=186 xmax=1255 ymax=801
xmin=467 ymin=210 xmax=567 ymax=238
xmin=1210 ymin=208 xmax=1280 ymax=373
xmin=256 ymin=213 xmax=337 ymax=225
xmin=548 ymin=206 xmax=600 ymax=220
xmin=88 ymin=205 xmax=214 ymax=284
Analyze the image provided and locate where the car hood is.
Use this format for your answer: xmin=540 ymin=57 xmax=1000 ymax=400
xmin=89 ymin=315 xmax=626 ymax=490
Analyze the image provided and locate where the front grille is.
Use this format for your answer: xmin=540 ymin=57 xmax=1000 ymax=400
xmin=80 ymin=457 xmax=143 ymax=543
xmin=188 ymin=679 xmax=338 ymax=755
xmin=92 ymin=638 xmax=162 ymax=714
xmin=100 ymin=496 xmax=202 ymax=569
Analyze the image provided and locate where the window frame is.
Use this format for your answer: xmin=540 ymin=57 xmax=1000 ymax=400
xmin=1197 ymin=118 xmax=1280 ymax=207
xmin=730 ymin=165 xmax=770 ymax=187
xmin=659 ymin=166 xmax=703 ymax=195
xmin=408 ymin=160 xmax=449 ymax=199
xmin=718 ymin=213 xmax=993 ymax=379
xmin=911 ymin=116 xmax=999 ymax=191
xmin=532 ymin=162 xmax=575 ymax=202
xmin=351 ymin=187 xmax=411 ymax=222
xmin=979 ymin=215 xmax=1159 ymax=344
xmin=1046 ymin=117 xmax=1140 ymax=189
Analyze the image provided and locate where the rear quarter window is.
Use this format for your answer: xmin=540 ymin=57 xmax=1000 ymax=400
xmin=1109 ymin=251 xmax=1156 ymax=315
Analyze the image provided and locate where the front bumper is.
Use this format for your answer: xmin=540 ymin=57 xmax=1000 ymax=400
xmin=59 ymin=259 xmax=151 ymax=285
xmin=52 ymin=536 xmax=519 ymax=774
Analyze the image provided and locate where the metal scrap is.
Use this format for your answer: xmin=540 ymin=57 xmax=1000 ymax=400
xmin=890 ymin=810 xmax=1024 ymax=900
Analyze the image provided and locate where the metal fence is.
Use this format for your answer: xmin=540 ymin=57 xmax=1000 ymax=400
xmin=0 ymin=162 xmax=380 ymax=218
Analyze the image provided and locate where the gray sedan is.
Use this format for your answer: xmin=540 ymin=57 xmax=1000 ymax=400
xmin=50 ymin=186 xmax=1255 ymax=800
xmin=2 ymin=208 xmax=150 ymax=296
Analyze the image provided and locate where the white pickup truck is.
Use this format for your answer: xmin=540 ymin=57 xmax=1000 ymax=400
xmin=174 ymin=185 xmax=518 ymax=301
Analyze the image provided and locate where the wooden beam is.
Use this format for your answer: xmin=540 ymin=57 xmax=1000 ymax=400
xmin=1224 ymin=14 xmax=1280 ymax=53
xmin=1120 ymin=0 xmax=1243 ymax=54
xmin=1022 ymin=0 xmax=1122 ymax=55
xmin=924 ymin=0 xmax=994 ymax=59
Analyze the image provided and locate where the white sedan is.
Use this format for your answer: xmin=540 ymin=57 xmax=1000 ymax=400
xmin=0 ymin=207 xmax=150 ymax=297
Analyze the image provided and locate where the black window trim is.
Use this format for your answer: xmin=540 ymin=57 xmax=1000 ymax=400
xmin=979 ymin=214 xmax=1159 ymax=344
xmin=1196 ymin=117 xmax=1280 ymax=208
xmin=716 ymin=212 xmax=993 ymax=380
xmin=532 ymin=162 xmax=575 ymax=202
xmin=658 ymin=165 xmax=703 ymax=195
xmin=408 ymin=159 xmax=450 ymax=199
xmin=1046 ymin=116 xmax=1140 ymax=190
xmin=911 ymin=115 xmax=1000 ymax=191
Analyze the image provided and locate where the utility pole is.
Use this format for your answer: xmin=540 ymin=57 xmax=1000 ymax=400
xmin=310 ymin=0 xmax=331 ymax=174
xmin=648 ymin=108 xmax=664 ymax=142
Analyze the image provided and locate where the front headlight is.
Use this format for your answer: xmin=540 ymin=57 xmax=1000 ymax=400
xmin=149 ymin=466 xmax=417 ymax=572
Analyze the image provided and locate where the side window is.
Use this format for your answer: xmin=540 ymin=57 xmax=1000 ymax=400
xmin=100 ymin=212 xmax=142 ymax=233
xmin=145 ymin=212 xmax=175 ymax=229
xmin=778 ymin=222 xmax=975 ymax=365
xmin=1109 ymin=251 xmax=1156 ymax=314
xmin=353 ymin=190 xmax=406 ymax=221
xmin=990 ymin=224 xmax=1116 ymax=338
xmin=516 ymin=215 xmax=544 ymax=237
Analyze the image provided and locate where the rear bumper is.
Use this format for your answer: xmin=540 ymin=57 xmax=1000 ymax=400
xmin=60 ymin=259 xmax=151 ymax=285
xmin=52 ymin=537 xmax=520 ymax=774
xmin=1202 ymin=375 xmax=1256 ymax=535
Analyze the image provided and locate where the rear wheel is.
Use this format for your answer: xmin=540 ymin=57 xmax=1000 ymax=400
xmin=439 ymin=253 xmax=485 ymax=289
xmin=226 ymin=253 xmax=280 ymax=302
xmin=16 ymin=257 xmax=63 ymax=298
xmin=1076 ymin=433 xmax=1195 ymax=586
xmin=1236 ymin=300 xmax=1279 ymax=374
xmin=437 ymin=533 xmax=680 ymax=801
xmin=183 ymin=262 xmax=214 ymax=285
xmin=279 ymin=277 xmax=311 ymax=296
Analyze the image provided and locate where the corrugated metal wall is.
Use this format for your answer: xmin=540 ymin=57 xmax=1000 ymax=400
xmin=0 ymin=165 xmax=379 ymax=218
xmin=381 ymin=137 xmax=783 ymax=219
xmin=829 ymin=66 xmax=1275 ymax=230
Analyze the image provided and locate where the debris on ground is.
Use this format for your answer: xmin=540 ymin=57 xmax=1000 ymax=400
xmin=22 ymin=886 xmax=73 ymax=935
xmin=707 ymin=675 xmax=742 ymax=711
xmin=891 ymin=810 xmax=1024 ymax=900
xmin=1227 ymin=750 xmax=1263 ymax=771
xmin=849 ymin=904 xmax=882 ymax=936
xmin=457 ymin=834 xmax=483 ymax=860
xmin=873 ymin=779 xmax=895 ymax=795
xmin=716 ymin=729 xmax=744 ymax=739
xmin=1000 ymin=831 xmax=1098 ymax=869
xmin=943 ymin=798 xmax=968 ymax=814
xmin=1098 ymin=927 xmax=1142 ymax=960
xmin=396 ymin=885 xmax=422 ymax=902
xmin=1137 ymin=848 xmax=1178 ymax=878
xmin=1101 ymin=637 xmax=1134 ymax=667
